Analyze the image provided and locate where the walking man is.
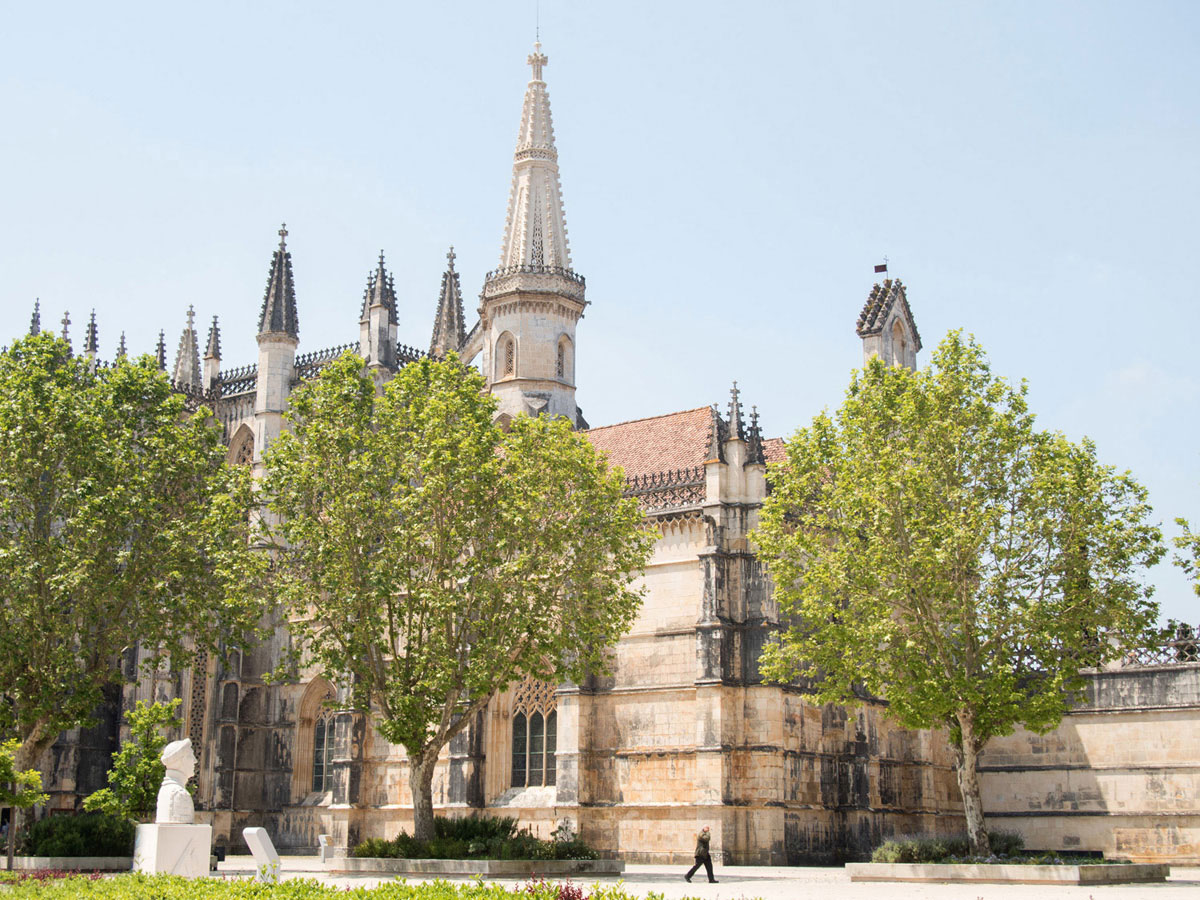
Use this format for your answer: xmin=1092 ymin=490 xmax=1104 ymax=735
xmin=684 ymin=825 xmax=718 ymax=883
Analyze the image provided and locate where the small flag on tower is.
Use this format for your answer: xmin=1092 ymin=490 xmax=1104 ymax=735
xmin=874 ymin=263 xmax=888 ymax=274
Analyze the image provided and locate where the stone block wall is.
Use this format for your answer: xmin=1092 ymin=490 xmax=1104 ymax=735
xmin=980 ymin=664 xmax=1200 ymax=862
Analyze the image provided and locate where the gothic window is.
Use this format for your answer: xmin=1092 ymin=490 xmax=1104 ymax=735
xmin=510 ymin=676 xmax=557 ymax=788
xmin=556 ymin=344 xmax=564 ymax=379
xmin=891 ymin=319 xmax=908 ymax=368
xmin=229 ymin=426 xmax=254 ymax=466
xmin=556 ymin=335 xmax=572 ymax=382
xmin=498 ymin=334 xmax=516 ymax=379
xmin=311 ymin=709 xmax=336 ymax=793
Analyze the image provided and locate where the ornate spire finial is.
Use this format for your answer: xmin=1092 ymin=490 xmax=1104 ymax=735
xmin=117 ymin=332 xmax=128 ymax=359
xmin=155 ymin=330 xmax=166 ymax=370
xmin=61 ymin=310 xmax=71 ymax=343
xmin=705 ymin=404 xmax=727 ymax=463
xmin=528 ymin=42 xmax=547 ymax=81
xmin=278 ymin=223 xmax=288 ymax=249
xmin=747 ymin=404 xmax=766 ymax=465
xmin=205 ymin=315 xmax=221 ymax=360
xmin=84 ymin=310 xmax=99 ymax=355
xmin=29 ymin=299 xmax=41 ymax=335
xmin=446 ymin=245 xmax=456 ymax=270
xmin=186 ymin=304 xmax=195 ymax=330
xmin=727 ymin=381 xmax=745 ymax=441
xmin=259 ymin=226 xmax=300 ymax=338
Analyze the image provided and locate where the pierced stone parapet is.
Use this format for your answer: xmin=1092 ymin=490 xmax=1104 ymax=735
xmin=217 ymin=364 xmax=258 ymax=396
xmin=483 ymin=266 xmax=586 ymax=303
xmin=624 ymin=466 xmax=706 ymax=512
xmin=293 ymin=343 xmax=357 ymax=381
xmin=1117 ymin=624 xmax=1200 ymax=668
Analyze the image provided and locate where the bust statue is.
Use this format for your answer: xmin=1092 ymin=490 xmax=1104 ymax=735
xmin=155 ymin=738 xmax=196 ymax=824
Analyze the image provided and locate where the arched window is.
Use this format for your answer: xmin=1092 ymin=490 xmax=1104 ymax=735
xmin=510 ymin=677 xmax=558 ymax=788
xmin=511 ymin=712 xmax=528 ymax=788
xmin=504 ymin=338 xmax=515 ymax=376
xmin=891 ymin=319 xmax=908 ymax=368
xmin=311 ymin=709 xmax=336 ymax=793
xmin=556 ymin=344 xmax=565 ymax=379
xmin=228 ymin=425 xmax=254 ymax=467
xmin=497 ymin=334 xmax=516 ymax=380
xmin=556 ymin=335 xmax=573 ymax=382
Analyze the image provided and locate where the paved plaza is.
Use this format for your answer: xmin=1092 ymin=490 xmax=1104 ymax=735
xmin=214 ymin=857 xmax=1200 ymax=899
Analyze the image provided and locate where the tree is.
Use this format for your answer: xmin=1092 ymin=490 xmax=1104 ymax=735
xmin=262 ymin=353 xmax=652 ymax=840
xmin=83 ymin=699 xmax=183 ymax=822
xmin=1 ymin=738 xmax=47 ymax=870
xmin=1172 ymin=516 xmax=1200 ymax=597
xmin=0 ymin=334 xmax=266 ymax=773
xmin=755 ymin=332 xmax=1164 ymax=856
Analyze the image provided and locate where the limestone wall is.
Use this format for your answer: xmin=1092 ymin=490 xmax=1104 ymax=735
xmin=980 ymin=664 xmax=1200 ymax=862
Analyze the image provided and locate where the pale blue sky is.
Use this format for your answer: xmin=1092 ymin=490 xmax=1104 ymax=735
xmin=2 ymin=1 xmax=1197 ymax=623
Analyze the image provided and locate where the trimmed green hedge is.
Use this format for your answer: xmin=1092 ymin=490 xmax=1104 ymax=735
xmin=871 ymin=831 xmax=1025 ymax=863
xmin=0 ymin=873 xmax=674 ymax=899
xmin=353 ymin=816 xmax=597 ymax=861
xmin=21 ymin=813 xmax=135 ymax=857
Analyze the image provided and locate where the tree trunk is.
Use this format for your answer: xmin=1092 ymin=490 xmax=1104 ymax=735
xmin=6 ymin=805 xmax=16 ymax=871
xmin=408 ymin=752 xmax=437 ymax=842
xmin=15 ymin=720 xmax=57 ymax=774
xmin=952 ymin=713 xmax=991 ymax=856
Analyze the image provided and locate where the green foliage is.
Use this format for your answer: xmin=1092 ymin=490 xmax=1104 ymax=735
xmin=21 ymin=812 xmax=134 ymax=857
xmin=1173 ymin=517 xmax=1200 ymax=596
xmin=262 ymin=354 xmax=653 ymax=838
xmin=0 ymin=738 xmax=47 ymax=810
xmin=0 ymin=333 xmax=268 ymax=770
xmin=0 ymin=874 xmax=664 ymax=897
xmin=871 ymin=831 xmax=1024 ymax=863
xmin=352 ymin=815 xmax=598 ymax=860
xmin=83 ymin=699 xmax=183 ymax=821
xmin=756 ymin=332 xmax=1165 ymax=852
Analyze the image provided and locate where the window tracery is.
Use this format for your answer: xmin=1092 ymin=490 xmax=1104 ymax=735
xmin=311 ymin=707 xmax=336 ymax=793
xmin=511 ymin=676 xmax=557 ymax=788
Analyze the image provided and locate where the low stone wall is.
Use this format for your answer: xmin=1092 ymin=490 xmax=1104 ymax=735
xmin=845 ymin=862 xmax=1170 ymax=884
xmin=11 ymin=856 xmax=133 ymax=871
xmin=980 ymin=663 xmax=1200 ymax=863
xmin=329 ymin=858 xmax=623 ymax=876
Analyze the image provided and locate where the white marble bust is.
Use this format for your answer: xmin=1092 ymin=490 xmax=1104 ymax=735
xmin=155 ymin=738 xmax=196 ymax=824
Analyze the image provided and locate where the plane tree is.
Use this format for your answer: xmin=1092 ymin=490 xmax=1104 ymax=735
xmin=262 ymin=353 xmax=652 ymax=841
xmin=755 ymin=331 xmax=1164 ymax=855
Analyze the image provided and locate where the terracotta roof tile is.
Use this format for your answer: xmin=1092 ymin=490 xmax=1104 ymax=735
xmin=584 ymin=407 xmax=713 ymax=479
xmin=762 ymin=436 xmax=786 ymax=464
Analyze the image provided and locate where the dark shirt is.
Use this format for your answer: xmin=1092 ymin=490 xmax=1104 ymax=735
xmin=695 ymin=831 xmax=711 ymax=858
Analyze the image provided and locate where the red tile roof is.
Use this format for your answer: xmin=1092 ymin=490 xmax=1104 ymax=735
xmin=762 ymin=436 xmax=786 ymax=464
xmin=584 ymin=407 xmax=713 ymax=479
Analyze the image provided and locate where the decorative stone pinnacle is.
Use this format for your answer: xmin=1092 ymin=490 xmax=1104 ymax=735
xmin=61 ymin=310 xmax=71 ymax=342
xmin=186 ymin=304 xmax=195 ymax=330
xmin=727 ymin=381 xmax=745 ymax=441
xmin=30 ymin=299 xmax=41 ymax=335
xmin=528 ymin=42 xmax=547 ymax=80
xmin=378 ymin=250 xmax=386 ymax=269
xmin=117 ymin=332 xmax=128 ymax=358
xmin=278 ymin=223 xmax=288 ymax=249
xmin=447 ymin=246 xmax=456 ymax=269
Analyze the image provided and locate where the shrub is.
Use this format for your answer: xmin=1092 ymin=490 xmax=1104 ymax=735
xmin=22 ymin=812 xmax=135 ymax=857
xmin=351 ymin=815 xmax=598 ymax=860
xmin=871 ymin=831 xmax=1024 ymax=863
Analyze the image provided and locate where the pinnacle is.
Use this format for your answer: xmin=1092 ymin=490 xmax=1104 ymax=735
xmin=258 ymin=225 xmax=300 ymax=339
xmin=84 ymin=310 xmax=99 ymax=355
xmin=205 ymin=315 xmax=221 ymax=360
xmin=29 ymin=299 xmax=41 ymax=335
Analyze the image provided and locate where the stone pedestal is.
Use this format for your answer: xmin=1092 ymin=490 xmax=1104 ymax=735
xmin=133 ymin=824 xmax=212 ymax=877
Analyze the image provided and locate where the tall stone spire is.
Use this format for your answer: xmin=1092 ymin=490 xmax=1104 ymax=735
xmin=117 ymin=332 xmax=128 ymax=359
xmin=203 ymin=316 xmax=221 ymax=391
xmin=358 ymin=251 xmax=398 ymax=371
xmin=480 ymin=44 xmax=587 ymax=426
xmin=29 ymin=300 xmax=41 ymax=335
xmin=430 ymin=246 xmax=466 ymax=357
xmin=496 ymin=42 xmax=573 ymax=271
xmin=173 ymin=305 xmax=202 ymax=389
xmin=258 ymin=224 xmax=300 ymax=338
xmin=84 ymin=310 xmax=100 ymax=359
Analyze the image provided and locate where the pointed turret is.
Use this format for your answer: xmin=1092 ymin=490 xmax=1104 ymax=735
xmin=704 ymin=404 xmax=727 ymax=464
xmin=747 ymin=406 xmax=766 ymax=466
xmin=83 ymin=310 xmax=99 ymax=369
xmin=727 ymin=381 xmax=745 ymax=442
xmin=358 ymin=251 xmax=399 ymax=371
xmin=430 ymin=246 xmax=466 ymax=358
xmin=203 ymin=315 xmax=221 ymax=391
xmin=258 ymin=224 xmax=300 ymax=339
xmin=60 ymin=311 xmax=72 ymax=350
xmin=481 ymin=44 xmax=587 ymax=426
xmin=172 ymin=305 xmax=202 ymax=389
xmin=29 ymin=300 xmax=41 ymax=336
xmin=155 ymin=330 xmax=167 ymax=370
xmin=857 ymin=276 xmax=921 ymax=370
xmin=116 ymin=332 xmax=128 ymax=360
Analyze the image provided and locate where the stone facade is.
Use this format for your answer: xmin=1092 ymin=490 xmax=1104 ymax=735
xmin=27 ymin=42 xmax=1200 ymax=866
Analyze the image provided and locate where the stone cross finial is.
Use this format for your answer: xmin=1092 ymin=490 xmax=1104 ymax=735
xmin=278 ymin=223 xmax=288 ymax=249
xmin=186 ymin=304 xmax=195 ymax=330
xmin=61 ymin=310 xmax=71 ymax=341
xmin=378 ymin=250 xmax=386 ymax=270
xmin=528 ymin=42 xmax=547 ymax=80
xmin=446 ymin=246 xmax=456 ymax=269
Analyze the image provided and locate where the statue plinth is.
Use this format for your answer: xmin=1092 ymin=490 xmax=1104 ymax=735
xmin=133 ymin=823 xmax=212 ymax=878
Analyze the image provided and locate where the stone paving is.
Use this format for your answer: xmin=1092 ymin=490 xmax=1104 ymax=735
xmin=215 ymin=857 xmax=1200 ymax=899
